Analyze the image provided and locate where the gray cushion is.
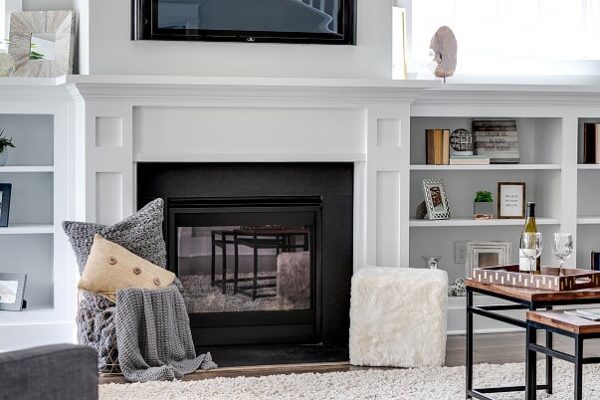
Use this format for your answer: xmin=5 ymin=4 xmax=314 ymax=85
xmin=63 ymin=198 xmax=167 ymax=275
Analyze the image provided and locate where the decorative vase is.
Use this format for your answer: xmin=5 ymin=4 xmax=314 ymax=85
xmin=0 ymin=151 xmax=7 ymax=166
xmin=474 ymin=201 xmax=494 ymax=220
xmin=0 ymin=52 xmax=16 ymax=77
xmin=422 ymin=256 xmax=441 ymax=269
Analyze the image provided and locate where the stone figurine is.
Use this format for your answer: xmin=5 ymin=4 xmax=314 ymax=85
xmin=430 ymin=26 xmax=457 ymax=82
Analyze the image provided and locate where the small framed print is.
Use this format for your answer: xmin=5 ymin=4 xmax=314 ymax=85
xmin=0 ymin=273 xmax=27 ymax=311
xmin=497 ymin=182 xmax=525 ymax=219
xmin=465 ymin=241 xmax=512 ymax=278
xmin=422 ymin=178 xmax=451 ymax=220
xmin=0 ymin=183 xmax=11 ymax=227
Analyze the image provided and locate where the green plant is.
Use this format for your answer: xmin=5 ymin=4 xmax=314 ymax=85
xmin=474 ymin=190 xmax=493 ymax=202
xmin=0 ymin=129 xmax=15 ymax=153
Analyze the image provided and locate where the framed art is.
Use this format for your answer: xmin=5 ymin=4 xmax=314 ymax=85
xmin=0 ymin=183 xmax=11 ymax=227
xmin=465 ymin=241 xmax=512 ymax=278
xmin=8 ymin=10 xmax=76 ymax=77
xmin=497 ymin=182 xmax=526 ymax=219
xmin=422 ymin=178 xmax=451 ymax=220
xmin=0 ymin=273 xmax=27 ymax=311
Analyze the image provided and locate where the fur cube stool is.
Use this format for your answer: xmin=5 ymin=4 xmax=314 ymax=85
xmin=350 ymin=267 xmax=448 ymax=367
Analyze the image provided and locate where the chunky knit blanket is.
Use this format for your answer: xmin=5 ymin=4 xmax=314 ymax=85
xmin=115 ymin=285 xmax=217 ymax=382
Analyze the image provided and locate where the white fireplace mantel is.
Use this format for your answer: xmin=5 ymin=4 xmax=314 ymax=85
xmin=67 ymin=76 xmax=438 ymax=272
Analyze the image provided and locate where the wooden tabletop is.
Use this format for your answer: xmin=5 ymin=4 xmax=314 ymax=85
xmin=527 ymin=310 xmax=600 ymax=335
xmin=465 ymin=278 xmax=600 ymax=303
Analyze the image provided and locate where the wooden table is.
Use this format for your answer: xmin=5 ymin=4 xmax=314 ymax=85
xmin=465 ymin=279 xmax=600 ymax=400
xmin=526 ymin=310 xmax=600 ymax=400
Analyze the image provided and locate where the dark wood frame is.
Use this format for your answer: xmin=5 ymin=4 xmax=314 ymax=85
xmin=0 ymin=183 xmax=12 ymax=227
xmin=497 ymin=181 xmax=526 ymax=219
xmin=0 ymin=272 xmax=27 ymax=311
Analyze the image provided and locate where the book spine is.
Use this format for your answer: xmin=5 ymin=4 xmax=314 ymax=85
xmin=596 ymin=123 xmax=600 ymax=164
xmin=426 ymin=129 xmax=435 ymax=165
xmin=442 ymin=129 xmax=450 ymax=165
xmin=584 ymin=123 xmax=596 ymax=164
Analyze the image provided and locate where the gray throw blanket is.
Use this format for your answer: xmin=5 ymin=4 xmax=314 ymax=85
xmin=115 ymin=285 xmax=217 ymax=382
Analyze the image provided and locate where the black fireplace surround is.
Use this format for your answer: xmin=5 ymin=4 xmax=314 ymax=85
xmin=137 ymin=163 xmax=353 ymax=364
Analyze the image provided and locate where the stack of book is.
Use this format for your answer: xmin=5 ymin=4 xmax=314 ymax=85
xmin=472 ymin=120 xmax=520 ymax=164
xmin=426 ymin=128 xmax=490 ymax=165
xmin=583 ymin=122 xmax=600 ymax=164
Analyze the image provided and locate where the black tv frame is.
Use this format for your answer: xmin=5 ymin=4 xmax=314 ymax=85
xmin=132 ymin=0 xmax=356 ymax=45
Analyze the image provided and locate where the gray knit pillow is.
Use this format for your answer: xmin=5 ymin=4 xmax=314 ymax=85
xmin=63 ymin=198 xmax=167 ymax=274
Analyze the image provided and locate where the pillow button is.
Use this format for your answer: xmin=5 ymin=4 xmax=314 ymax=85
xmin=133 ymin=267 xmax=142 ymax=275
xmin=108 ymin=256 xmax=117 ymax=266
xmin=153 ymin=277 xmax=161 ymax=286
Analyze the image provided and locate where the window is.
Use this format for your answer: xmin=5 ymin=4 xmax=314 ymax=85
xmin=405 ymin=0 xmax=600 ymax=78
xmin=0 ymin=0 xmax=5 ymax=51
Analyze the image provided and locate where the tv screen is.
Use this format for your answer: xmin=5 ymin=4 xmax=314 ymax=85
xmin=132 ymin=0 xmax=356 ymax=44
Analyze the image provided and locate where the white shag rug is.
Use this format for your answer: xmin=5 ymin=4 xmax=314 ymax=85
xmin=100 ymin=360 xmax=600 ymax=400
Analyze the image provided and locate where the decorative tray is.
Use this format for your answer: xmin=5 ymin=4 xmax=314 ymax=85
xmin=471 ymin=265 xmax=600 ymax=291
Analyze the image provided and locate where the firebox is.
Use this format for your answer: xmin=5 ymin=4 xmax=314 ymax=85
xmin=137 ymin=163 xmax=353 ymax=365
xmin=167 ymin=197 xmax=322 ymax=345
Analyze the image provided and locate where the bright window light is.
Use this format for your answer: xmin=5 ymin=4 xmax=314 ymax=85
xmin=0 ymin=0 xmax=5 ymax=51
xmin=409 ymin=0 xmax=600 ymax=78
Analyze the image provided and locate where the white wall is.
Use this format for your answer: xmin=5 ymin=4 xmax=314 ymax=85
xmin=81 ymin=0 xmax=392 ymax=78
xmin=22 ymin=0 xmax=72 ymax=10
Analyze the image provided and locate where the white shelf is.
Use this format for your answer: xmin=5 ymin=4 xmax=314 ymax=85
xmin=577 ymin=217 xmax=600 ymax=225
xmin=409 ymin=217 xmax=560 ymax=228
xmin=0 ymin=306 xmax=56 ymax=326
xmin=578 ymin=164 xmax=600 ymax=170
xmin=0 ymin=166 xmax=54 ymax=173
xmin=0 ymin=224 xmax=54 ymax=235
xmin=410 ymin=164 xmax=561 ymax=171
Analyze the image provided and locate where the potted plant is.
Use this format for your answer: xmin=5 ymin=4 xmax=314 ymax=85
xmin=0 ymin=129 xmax=15 ymax=166
xmin=474 ymin=190 xmax=494 ymax=220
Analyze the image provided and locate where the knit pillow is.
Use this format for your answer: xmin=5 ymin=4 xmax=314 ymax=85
xmin=63 ymin=198 xmax=167 ymax=274
xmin=80 ymin=235 xmax=175 ymax=302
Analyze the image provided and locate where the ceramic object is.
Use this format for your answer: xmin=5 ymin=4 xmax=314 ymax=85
xmin=430 ymin=26 xmax=457 ymax=81
xmin=423 ymin=256 xmax=442 ymax=270
xmin=0 ymin=151 xmax=8 ymax=166
xmin=0 ymin=52 xmax=16 ymax=77
xmin=474 ymin=201 xmax=494 ymax=220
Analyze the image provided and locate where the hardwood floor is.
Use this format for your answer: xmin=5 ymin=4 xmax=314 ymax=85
xmin=100 ymin=332 xmax=600 ymax=384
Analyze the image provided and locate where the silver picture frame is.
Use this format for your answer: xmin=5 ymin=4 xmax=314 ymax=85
xmin=422 ymin=178 xmax=450 ymax=220
xmin=0 ymin=273 xmax=27 ymax=311
xmin=465 ymin=241 xmax=512 ymax=278
xmin=8 ymin=10 xmax=76 ymax=77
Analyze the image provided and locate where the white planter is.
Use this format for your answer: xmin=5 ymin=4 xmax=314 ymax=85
xmin=0 ymin=151 xmax=8 ymax=166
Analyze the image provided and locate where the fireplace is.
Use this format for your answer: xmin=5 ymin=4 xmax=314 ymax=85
xmin=137 ymin=163 xmax=353 ymax=365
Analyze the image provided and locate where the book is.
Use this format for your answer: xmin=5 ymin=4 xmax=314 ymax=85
xmin=426 ymin=129 xmax=450 ymax=165
xmin=565 ymin=309 xmax=600 ymax=321
xmin=583 ymin=122 xmax=596 ymax=164
xmin=596 ymin=123 xmax=600 ymax=164
xmin=449 ymin=155 xmax=490 ymax=165
xmin=592 ymin=251 xmax=600 ymax=271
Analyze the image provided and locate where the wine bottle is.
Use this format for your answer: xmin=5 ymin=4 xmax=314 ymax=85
xmin=519 ymin=202 xmax=540 ymax=272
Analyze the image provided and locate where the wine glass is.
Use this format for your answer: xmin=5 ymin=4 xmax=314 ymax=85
xmin=520 ymin=232 xmax=543 ymax=272
xmin=552 ymin=233 xmax=573 ymax=275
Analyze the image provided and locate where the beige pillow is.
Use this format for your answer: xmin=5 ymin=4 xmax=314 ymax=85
xmin=79 ymin=234 xmax=176 ymax=302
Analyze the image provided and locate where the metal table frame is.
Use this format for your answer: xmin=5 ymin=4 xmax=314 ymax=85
xmin=466 ymin=285 xmax=600 ymax=400
xmin=526 ymin=320 xmax=600 ymax=400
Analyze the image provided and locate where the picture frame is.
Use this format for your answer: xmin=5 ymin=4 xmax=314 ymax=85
xmin=465 ymin=241 xmax=512 ymax=278
xmin=8 ymin=10 xmax=76 ymax=77
xmin=422 ymin=178 xmax=451 ymax=220
xmin=0 ymin=273 xmax=27 ymax=311
xmin=497 ymin=182 xmax=526 ymax=219
xmin=0 ymin=183 xmax=11 ymax=227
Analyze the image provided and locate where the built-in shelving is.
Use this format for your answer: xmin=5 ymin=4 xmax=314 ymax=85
xmin=410 ymin=164 xmax=561 ymax=171
xmin=577 ymin=164 xmax=600 ymax=170
xmin=577 ymin=217 xmax=600 ymax=225
xmin=0 ymin=224 xmax=54 ymax=235
xmin=409 ymin=217 xmax=560 ymax=228
xmin=0 ymin=166 xmax=54 ymax=173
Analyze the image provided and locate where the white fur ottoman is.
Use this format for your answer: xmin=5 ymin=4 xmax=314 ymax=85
xmin=349 ymin=267 xmax=448 ymax=367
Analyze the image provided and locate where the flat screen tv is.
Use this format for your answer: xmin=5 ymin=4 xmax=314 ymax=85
xmin=132 ymin=0 xmax=356 ymax=44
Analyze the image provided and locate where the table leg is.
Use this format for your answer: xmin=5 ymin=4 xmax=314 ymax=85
xmin=525 ymin=324 xmax=537 ymax=400
xmin=575 ymin=336 xmax=583 ymax=400
xmin=211 ymin=232 xmax=216 ymax=287
xmin=234 ymin=233 xmax=239 ymax=294
xmin=221 ymin=234 xmax=227 ymax=294
xmin=545 ymin=329 xmax=553 ymax=394
xmin=466 ymin=287 xmax=473 ymax=399
xmin=253 ymin=233 xmax=258 ymax=301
